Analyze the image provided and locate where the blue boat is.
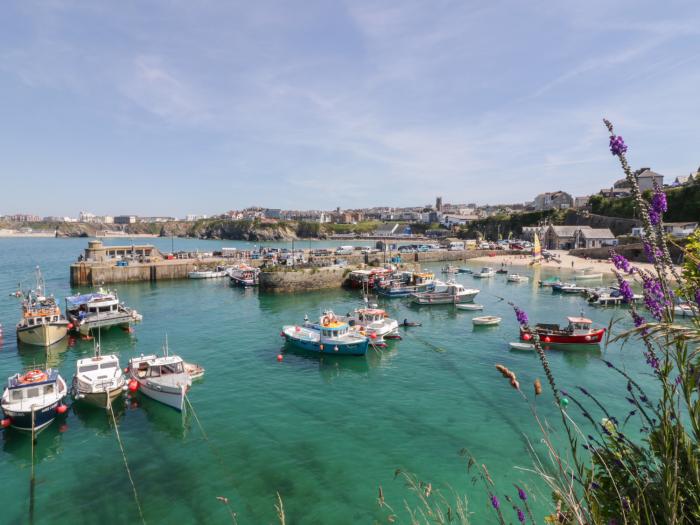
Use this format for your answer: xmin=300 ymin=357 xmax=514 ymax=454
xmin=375 ymin=271 xmax=436 ymax=298
xmin=281 ymin=317 xmax=368 ymax=356
xmin=1 ymin=368 xmax=68 ymax=431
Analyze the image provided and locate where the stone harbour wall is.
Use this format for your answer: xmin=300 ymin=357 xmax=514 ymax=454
xmin=260 ymin=266 xmax=350 ymax=292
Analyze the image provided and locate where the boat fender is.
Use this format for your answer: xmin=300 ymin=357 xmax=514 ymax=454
xmin=585 ymin=335 xmax=591 ymax=341
xmin=1 ymin=418 xmax=11 ymax=428
xmin=56 ymin=404 xmax=68 ymax=415
xmin=544 ymin=336 xmax=551 ymax=343
xmin=334 ymin=346 xmax=339 ymax=352
xmin=319 ymin=344 xmax=324 ymax=351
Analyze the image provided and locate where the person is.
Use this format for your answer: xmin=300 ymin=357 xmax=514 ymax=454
xmin=403 ymin=318 xmax=408 ymax=326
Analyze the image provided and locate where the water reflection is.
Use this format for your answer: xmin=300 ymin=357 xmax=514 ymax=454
xmin=1 ymin=420 xmax=66 ymax=465
xmin=133 ymin=395 xmax=192 ymax=440
xmin=71 ymin=400 xmax=126 ymax=436
xmin=17 ymin=339 xmax=69 ymax=370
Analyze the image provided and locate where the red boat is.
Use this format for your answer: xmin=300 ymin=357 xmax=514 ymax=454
xmin=520 ymin=316 xmax=605 ymax=345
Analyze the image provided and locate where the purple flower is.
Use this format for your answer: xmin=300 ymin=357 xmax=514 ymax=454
xmin=649 ymin=190 xmax=667 ymax=225
xmin=517 ymin=508 xmax=525 ymax=523
xmin=632 ymin=311 xmax=645 ymax=327
xmin=642 ymin=241 xmax=663 ymax=263
xmin=611 ymin=252 xmax=632 ymax=273
xmin=618 ymin=279 xmax=634 ymax=302
xmin=641 ymin=274 xmax=670 ymax=320
xmin=609 ymin=135 xmax=628 ymax=156
xmin=643 ymin=351 xmax=660 ymax=371
xmin=695 ymin=289 xmax=700 ymax=307
xmin=514 ymin=307 xmax=528 ymax=326
xmin=516 ymin=485 xmax=527 ymax=501
xmin=490 ymin=494 xmax=500 ymax=510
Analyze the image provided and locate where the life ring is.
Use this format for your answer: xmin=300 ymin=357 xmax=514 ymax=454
xmin=322 ymin=316 xmax=330 ymax=326
xmin=21 ymin=370 xmax=48 ymax=383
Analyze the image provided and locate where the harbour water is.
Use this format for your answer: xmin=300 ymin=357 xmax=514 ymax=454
xmin=0 ymin=238 xmax=652 ymax=524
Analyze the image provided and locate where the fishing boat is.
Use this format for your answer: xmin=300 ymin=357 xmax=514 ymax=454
xmin=282 ymin=314 xmax=368 ymax=356
xmin=507 ymin=274 xmax=529 ymax=283
xmin=412 ymin=282 xmax=480 ymax=305
xmin=473 ymin=316 xmax=502 ymax=326
xmin=520 ymin=316 xmax=605 ymax=345
xmin=188 ymin=266 xmax=228 ymax=279
xmin=16 ymin=267 xmax=70 ymax=347
xmin=539 ymin=276 xmax=562 ymax=288
xmin=65 ymin=289 xmax=142 ymax=335
xmin=71 ymin=342 xmax=126 ymax=409
xmin=574 ymin=267 xmax=603 ymax=280
xmin=337 ymin=308 xmax=400 ymax=340
xmin=473 ymin=267 xmax=495 ymax=279
xmin=441 ymin=265 xmax=458 ymax=274
xmin=126 ymin=340 xmax=192 ymax=411
xmin=1 ymin=368 xmax=68 ymax=431
xmin=456 ymin=303 xmax=484 ymax=311
xmin=228 ymin=265 xmax=260 ymax=287
xmin=509 ymin=342 xmax=535 ymax=351
xmin=674 ymin=303 xmax=699 ymax=317
xmin=376 ymin=271 xmax=435 ymax=298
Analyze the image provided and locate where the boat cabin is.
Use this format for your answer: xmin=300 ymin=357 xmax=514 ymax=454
xmin=356 ymin=309 xmax=386 ymax=323
xmin=134 ymin=356 xmax=185 ymax=378
xmin=567 ymin=317 xmax=594 ymax=334
xmin=66 ymin=292 xmax=120 ymax=317
xmin=7 ymin=370 xmax=59 ymax=402
xmin=77 ymin=356 xmax=119 ymax=375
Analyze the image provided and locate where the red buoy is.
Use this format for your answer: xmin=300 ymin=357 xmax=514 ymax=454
xmin=67 ymin=323 xmax=74 ymax=330
xmin=522 ymin=333 xmax=532 ymax=341
xmin=1 ymin=418 xmax=11 ymax=428
xmin=276 ymin=354 xmax=283 ymax=362
xmin=369 ymin=333 xmax=377 ymax=339
xmin=128 ymin=380 xmax=139 ymax=392
xmin=544 ymin=336 xmax=551 ymax=343
xmin=56 ymin=404 xmax=68 ymax=415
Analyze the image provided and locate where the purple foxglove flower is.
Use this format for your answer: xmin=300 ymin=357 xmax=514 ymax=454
xmin=618 ymin=279 xmax=634 ymax=302
xmin=650 ymin=190 xmax=667 ymax=226
xmin=517 ymin=508 xmax=525 ymax=523
xmin=490 ymin=494 xmax=500 ymax=510
xmin=611 ymin=252 xmax=632 ymax=273
xmin=609 ymin=135 xmax=627 ymax=156
xmin=514 ymin=307 xmax=528 ymax=326
xmin=516 ymin=485 xmax=527 ymax=501
xmin=641 ymin=275 xmax=669 ymax=320
xmin=642 ymin=241 xmax=662 ymax=263
xmin=695 ymin=289 xmax=700 ymax=307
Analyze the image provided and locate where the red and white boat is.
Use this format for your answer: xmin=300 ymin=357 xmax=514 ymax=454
xmin=520 ymin=316 xmax=605 ymax=345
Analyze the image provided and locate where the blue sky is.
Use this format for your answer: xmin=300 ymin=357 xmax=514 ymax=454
xmin=2 ymin=1 xmax=700 ymax=217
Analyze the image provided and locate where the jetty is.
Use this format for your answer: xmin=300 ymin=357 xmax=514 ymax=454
xmin=70 ymin=239 xmax=521 ymax=287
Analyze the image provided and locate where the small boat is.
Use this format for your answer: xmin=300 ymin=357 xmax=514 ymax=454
xmin=376 ymin=272 xmax=435 ymax=298
xmin=457 ymin=268 xmax=473 ymax=274
xmin=188 ymin=266 xmax=228 ymax=279
xmin=456 ymin=303 xmax=484 ymax=311
xmin=509 ymin=342 xmax=535 ymax=351
xmin=441 ymin=265 xmax=458 ymax=274
xmin=65 ymin=289 xmax=142 ymax=335
xmin=473 ymin=267 xmax=495 ymax=279
xmin=412 ymin=282 xmax=480 ymax=305
xmin=539 ymin=277 xmax=562 ymax=288
xmin=674 ymin=303 xmax=699 ymax=317
xmin=507 ymin=274 xmax=529 ymax=283
xmin=282 ymin=314 xmax=368 ymax=356
xmin=16 ymin=267 xmax=70 ymax=347
xmin=496 ymin=268 xmax=508 ymax=274
xmin=521 ymin=316 xmax=605 ymax=345
xmin=401 ymin=320 xmax=421 ymax=327
xmin=574 ymin=267 xmax=603 ymax=280
xmin=1 ymin=368 xmax=68 ymax=431
xmin=184 ymin=362 xmax=205 ymax=380
xmin=71 ymin=342 xmax=126 ymax=409
xmin=127 ymin=339 xmax=192 ymax=411
xmin=336 ymin=308 xmax=399 ymax=340
xmin=552 ymin=282 xmax=586 ymax=294
xmin=228 ymin=265 xmax=260 ymax=287
xmin=473 ymin=316 xmax=502 ymax=326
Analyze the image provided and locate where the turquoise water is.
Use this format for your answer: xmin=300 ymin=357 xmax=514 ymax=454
xmin=0 ymin=238 xmax=651 ymax=524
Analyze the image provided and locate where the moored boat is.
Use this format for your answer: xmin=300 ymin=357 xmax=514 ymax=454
xmin=337 ymin=308 xmax=399 ymax=341
xmin=674 ymin=303 xmax=699 ymax=317
xmin=228 ymin=265 xmax=260 ymax=287
xmin=507 ymin=274 xmax=529 ymax=283
xmin=456 ymin=303 xmax=484 ymax=311
xmin=282 ymin=315 xmax=368 ymax=356
xmin=71 ymin=343 xmax=126 ymax=409
xmin=65 ymin=289 xmax=142 ymax=335
xmin=412 ymin=282 xmax=479 ymax=305
xmin=16 ymin=267 xmax=70 ymax=347
xmin=574 ymin=267 xmax=603 ymax=280
xmin=509 ymin=342 xmax=535 ymax=351
xmin=376 ymin=271 xmax=435 ymax=298
xmin=473 ymin=316 xmax=502 ymax=326
xmin=188 ymin=266 xmax=228 ymax=279
xmin=521 ymin=316 xmax=605 ymax=344
xmin=1 ymin=368 xmax=68 ymax=431
xmin=539 ymin=276 xmax=562 ymax=288
xmin=473 ymin=267 xmax=495 ymax=279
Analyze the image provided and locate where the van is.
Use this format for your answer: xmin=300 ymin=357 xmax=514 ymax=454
xmin=335 ymin=246 xmax=354 ymax=255
xmin=448 ymin=241 xmax=465 ymax=251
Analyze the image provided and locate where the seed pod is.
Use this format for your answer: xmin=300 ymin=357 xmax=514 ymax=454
xmin=534 ymin=378 xmax=542 ymax=395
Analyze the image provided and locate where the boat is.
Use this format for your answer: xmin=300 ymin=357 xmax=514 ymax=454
xmin=188 ymin=266 xmax=228 ymax=279
xmin=473 ymin=316 xmax=502 ymax=326
xmin=587 ymin=287 xmax=642 ymax=306
xmin=675 ymin=303 xmax=699 ymax=317
xmin=184 ymin=362 xmax=206 ymax=380
xmin=16 ymin=267 xmax=70 ymax=347
xmin=411 ymin=282 xmax=480 ymax=305
xmin=1 ymin=368 xmax=68 ymax=431
xmin=65 ymin=289 xmax=142 ymax=335
xmin=457 ymin=268 xmax=473 ymax=274
xmin=456 ymin=303 xmax=484 ymax=311
xmin=507 ymin=274 xmax=529 ymax=283
xmin=521 ymin=316 xmax=605 ymax=345
xmin=401 ymin=320 xmax=422 ymax=327
xmin=337 ymin=308 xmax=399 ymax=340
xmin=346 ymin=267 xmax=395 ymax=289
xmin=473 ymin=267 xmax=495 ymax=279
xmin=509 ymin=342 xmax=535 ymax=351
xmin=375 ymin=271 xmax=435 ymax=298
xmin=539 ymin=276 xmax=562 ymax=288
xmin=71 ymin=342 xmax=126 ymax=409
xmin=441 ymin=265 xmax=458 ymax=274
xmin=228 ymin=265 xmax=260 ymax=287
xmin=126 ymin=340 xmax=192 ymax=411
xmin=495 ymin=268 xmax=508 ymax=274
xmin=282 ymin=314 xmax=368 ymax=356
xmin=574 ymin=267 xmax=603 ymax=280
xmin=552 ymin=282 xmax=585 ymax=294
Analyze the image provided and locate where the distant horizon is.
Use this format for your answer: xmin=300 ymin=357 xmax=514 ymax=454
xmin=2 ymin=1 xmax=700 ymax=215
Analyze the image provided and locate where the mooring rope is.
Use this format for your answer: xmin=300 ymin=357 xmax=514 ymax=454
xmin=108 ymin=403 xmax=146 ymax=524
xmin=184 ymin=394 xmax=207 ymax=440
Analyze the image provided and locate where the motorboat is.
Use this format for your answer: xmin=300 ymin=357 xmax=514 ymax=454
xmin=441 ymin=265 xmax=458 ymax=274
xmin=282 ymin=314 xmax=368 ymax=356
xmin=473 ymin=267 xmax=495 ymax=279
xmin=552 ymin=282 xmax=586 ymax=294
xmin=127 ymin=340 xmax=192 ymax=411
xmin=457 ymin=268 xmax=473 ymax=274
xmin=472 ymin=316 xmax=502 ymax=326
xmin=401 ymin=320 xmax=422 ymax=327
xmin=65 ymin=289 xmax=142 ymax=335
xmin=412 ymin=282 xmax=480 ymax=305
xmin=495 ymin=268 xmax=508 ymax=274
xmin=184 ymin=362 xmax=206 ymax=380
xmin=71 ymin=342 xmax=126 ymax=409
xmin=539 ymin=277 xmax=562 ymax=288
xmin=574 ymin=267 xmax=603 ymax=280
xmin=337 ymin=308 xmax=399 ymax=341
xmin=188 ymin=266 xmax=228 ymax=279
xmin=228 ymin=265 xmax=260 ymax=287
xmin=507 ymin=274 xmax=529 ymax=283
xmin=1 ymin=368 xmax=68 ymax=431
xmin=456 ymin=303 xmax=484 ymax=311
xmin=521 ymin=316 xmax=605 ymax=345
xmin=509 ymin=342 xmax=535 ymax=351
xmin=675 ymin=303 xmax=699 ymax=317
xmin=376 ymin=271 xmax=435 ymax=298
xmin=16 ymin=267 xmax=70 ymax=347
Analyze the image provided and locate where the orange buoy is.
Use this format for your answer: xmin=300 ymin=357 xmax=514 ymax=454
xmin=128 ymin=380 xmax=139 ymax=392
xmin=56 ymin=404 xmax=68 ymax=414
xmin=276 ymin=354 xmax=283 ymax=362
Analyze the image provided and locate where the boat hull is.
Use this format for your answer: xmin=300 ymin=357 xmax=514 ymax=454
xmin=16 ymin=322 xmax=68 ymax=347
xmin=72 ymin=380 xmax=124 ymax=409
xmin=284 ymin=334 xmax=368 ymax=356
xmin=412 ymin=291 xmax=479 ymax=305
xmin=134 ymin=379 xmax=187 ymax=411
xmin=521 ymin=328 xmax=605 ymax=344
xmin=2 ymin=400 xmax=62 ymax=431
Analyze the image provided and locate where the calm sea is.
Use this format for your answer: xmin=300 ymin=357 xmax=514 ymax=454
xmin=0 ymin=237 xmax=651 ymax=524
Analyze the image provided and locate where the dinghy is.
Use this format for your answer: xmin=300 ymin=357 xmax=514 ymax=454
xmin=509 ymin=342 xmax=535 ymax=351
xmin=456 ymin=303 xmax=484 ymax=311
xmin=472 ymin=316 xmax=502 ymax=326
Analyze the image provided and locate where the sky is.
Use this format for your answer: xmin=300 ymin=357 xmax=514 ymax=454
xmin=2 ymin=0 xmax=700 ymax=217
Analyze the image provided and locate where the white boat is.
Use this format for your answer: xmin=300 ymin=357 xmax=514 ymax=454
xmin=412 ymin=282 xmax=480 ymax=305
xmin=65 ymin=289 xmax=142 ymax=335
xmin=574 ymin=267 xmax=603 ymax=280
xmin=188 ymin=266 xmax=228 ymax=279
xmin=509 ymin=342 xmax=535 ymax=351
xmin=559 ymin=283 xmax=586 ymax=294
xmin=675 ymin=303 xmax=699 ymax=317
xmin=71 ymin=343 xmax=126 ymax=409
xmin=184 ymin=362 xmax=205 ymax=380
xmin=456 ymin=303 xmax=484 ymax=311
xmin=127 ymin=339 xmax=192 ymax=411
xmin=441 ymin=265 xmax=458 ymax=274
xmin=473 ymin=267 xmax=495 ymax=279
xmin=228 ymin=265 xmax=260 ymax=287
xmin=472 ymin=316 xmax=502 ymax=326
xmin=507 ymin=274 xmax=529 ymax=283
xmin=337 ymin=308 xmax=399 ymax=340
xmin=16 ymin=267 xmax=69 ymax=347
